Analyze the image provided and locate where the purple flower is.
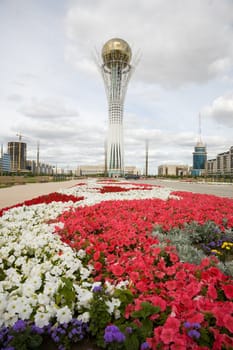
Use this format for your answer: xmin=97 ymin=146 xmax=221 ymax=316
xmin=114 ymin=332 xmax=126 ymax=342
xmin=105 ymin=325 xmax=119 ymax=333
xmin=58 ymin=345 xmax=65 ymax=350
xmin=12 ymin=320 xmax=26 ymax=332
xmin=93 ymin=285 xmax=102 ymax=293
xmin=104 ymin=325 xmax=126 ymax=343
xmin=7 ymin=335 xmax=14 ymax=342
xmin=188 ymin=329 xmax=201 ymax=339
xmin=183 ymin=321 xmax=191 ymax=329
xmin=126 ymin=327 xmax=133 ymax=334
xmin=31 ymin=325 xmax=44 ymax=334
xmin=104 ymin=331 xmax=114 ymax=343
xmin=192 ymin=323 xmax=201 ymax=329
xmin=141 ymin=341 xmax=150 ymax=350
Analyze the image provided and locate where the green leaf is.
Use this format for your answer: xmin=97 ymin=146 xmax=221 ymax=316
xmin=125 ymin=333 xmax=139 ymax=350
xmin=56 ymin=277 xmax=76 ymax=308
xmin=132 ymin=302 xmax=160 ymax=320
xmin=140 ymin=318 xmax=153 ymax=338
xmin=0 ymin=268 xmax=6 ymax=281
xmin=28 ymin=334 xmax=43 ymax=348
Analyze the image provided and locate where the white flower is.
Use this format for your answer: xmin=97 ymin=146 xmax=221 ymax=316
xmin=77 ymin=249 xmax=86 ymax=258
xmin=43 ymin=280 xmax=59 ymax=296
xmin=2 ymin=312 xmax=18 ymax=327
xmin=56 ymin=305 xmax=72 ymax=324
xmin=30 ymin=276 xmax=42 ymax=291
xmin=0 ymin=293 xmax=7 ymax=312
xmin=34 ymin=311 xmax=51 ymax=327
xmin=7 ymin=255 xmax=16 ymax=265
xmin=74 ymin=286 xmax=93 ymax=309
xmin=105 ymin=298 xmax=121 ymax=314
xmin=6 ymin=297 xmax=20 ymax=315
xmin=116 ymin=280 xmax=129 ymax=289
xmin=114 ymin=309 xmax=121 ymax=319
xmin=18 ymin=302 xmax=33 ymax=319
xmin=105 ymin=281 xmax=115 ymax=295
xmin=22 ymin=282 xmax=37 ymax=297
xmin=37 ymin=293 xmax=51 ymax=306
xmin=80 ymin=266 xmax=92 ymax=280
xmin=50 ymin=265 xmax=62 ymax=276
xmin=77 ymin=311 xmax=90 ymax=323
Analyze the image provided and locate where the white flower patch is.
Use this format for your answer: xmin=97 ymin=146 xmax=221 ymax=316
xmin=0 ymin=202 xmax=93 ymax=327
xmin=59 ymin=179 xmax=174 ymax=208
xmin=0 ymin=198 xmax=133 ymax=328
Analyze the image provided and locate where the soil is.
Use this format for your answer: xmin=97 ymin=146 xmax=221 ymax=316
xmin=39 ymin=337 xmax=102 ymax=350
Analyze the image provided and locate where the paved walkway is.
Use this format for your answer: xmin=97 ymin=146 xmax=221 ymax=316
xmin=0 ymin=180 xmax=79 ymax=209
xmin=138 ymin=179 xmax=233 ymax=198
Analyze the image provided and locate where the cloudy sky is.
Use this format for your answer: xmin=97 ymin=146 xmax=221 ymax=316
xmin=1 ymin=0 xmax=233 ymax=174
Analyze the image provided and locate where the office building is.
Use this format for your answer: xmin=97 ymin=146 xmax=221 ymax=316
xmin=192 ymin=141 xmax=207 ymax=176
xmin=0 ymin=153 xmax=11 ymax=173
xmin=158 ymin=164 xmax=190 ymax=177
xmin=207 ymin=146 xmax=233 ymax=176
xmin=76 ymin=165 xmax=140 ymax=177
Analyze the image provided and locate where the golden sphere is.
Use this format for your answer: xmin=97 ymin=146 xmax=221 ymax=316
xmin=102 ymin=38 xmax=132 ymax=67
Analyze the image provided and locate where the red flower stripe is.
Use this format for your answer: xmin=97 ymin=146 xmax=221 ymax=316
xmin=0 ymin=192 xmax=84 ymax=217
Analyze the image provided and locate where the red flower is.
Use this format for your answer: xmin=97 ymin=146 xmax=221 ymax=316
xmin=93 ymin=251 xmax=101 ymax=261
xmin=207 ymin=284 xmax=217 ymax=300
xmin=222 ymin=285 xmax=233 ymax=300
xmin=110 ymin=263 xmax=125 ymax=277
xmin=94 ymin=261 xmax=103 ymax=272
xmin=160 ymin=317 xmax=181 ymax=344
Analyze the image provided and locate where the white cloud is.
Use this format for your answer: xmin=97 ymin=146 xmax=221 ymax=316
xmin=19 ymin=97 xmax=79 ymax=120
xmin=65 ymin=0 xmax=233 ymax=87
xmin=202 ymin=93 xmax=233 ymax=127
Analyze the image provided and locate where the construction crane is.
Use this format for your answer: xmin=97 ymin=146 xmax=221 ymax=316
xmin=16 ymin=132 xmax=23 ymax=142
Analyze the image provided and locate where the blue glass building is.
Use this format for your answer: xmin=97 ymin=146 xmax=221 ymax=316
xmin=0 ymin=153 xmax=11 ymax=173
xmin=192 ymin=141 xmax=207 ymax=176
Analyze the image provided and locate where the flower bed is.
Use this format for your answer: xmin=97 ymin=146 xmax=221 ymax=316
xmin=0 ymin=179 xmax=233 ymax=350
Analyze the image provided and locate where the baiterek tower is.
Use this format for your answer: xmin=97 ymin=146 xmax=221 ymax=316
xmin=100 ymin=38 xmax=133 ymax=177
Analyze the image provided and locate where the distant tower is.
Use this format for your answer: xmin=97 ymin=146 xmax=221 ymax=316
xmin=100 ymin=38 xmax=134 ymax=177
xmin=192 ymin=114 xmax=207 ymax=176
xmin=145 ymin=139 xmax=149 ymax=177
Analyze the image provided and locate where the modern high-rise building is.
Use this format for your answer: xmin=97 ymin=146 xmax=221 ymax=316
xmin=8 ymin=141 xmax=27 ymax=172
xmin=191 ymin=114 xmax=207 ymax=176
xmin=192 ymin=141 xmax=207 ymax=176
xmin=99 ymin=38 xmax=134 ymax=177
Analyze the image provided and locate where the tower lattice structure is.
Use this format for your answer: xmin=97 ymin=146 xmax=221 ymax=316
xmin=100 ymin=38 xmax=133 ymax=177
